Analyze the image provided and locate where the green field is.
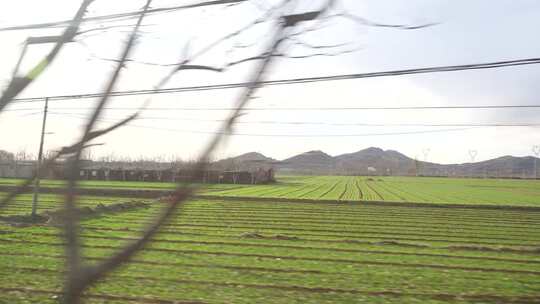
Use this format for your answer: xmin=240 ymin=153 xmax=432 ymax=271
xmin=210 ymin=176 xmax=540 ymax=206
xmin=1 ymin=175 xmax=540 ymax=206
xmin=1 ymin=176 xmax=539 ymax=303
xmin=0 ymin=193 xmax=137 ymax=217
xmin=2 ymin=198 xmax=540 ymax=303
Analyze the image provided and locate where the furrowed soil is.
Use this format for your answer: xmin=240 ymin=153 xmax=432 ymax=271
xmin=1 ymin=193 xmax=540 ymax=303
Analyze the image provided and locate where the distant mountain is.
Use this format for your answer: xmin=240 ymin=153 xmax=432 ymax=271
xmin=279 ymin=150 xmax=335 ymax=173
xmin=228 ymin=152 xmax=273 ymax=163
xmin=214 ymin=148 xmax=540 ymax=178
xmin=433 ymin=155 xmax=539 ymax=178
xmin=333 ymin=147 xmax=415 ymax=175
xmin=211 ymin=152 xmax=276 ymax=171
xmin=284 ymin=150 xmax=333 ymax=163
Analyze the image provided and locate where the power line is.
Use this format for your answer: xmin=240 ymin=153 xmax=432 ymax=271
xmin=48 ymin=112 xmax=540 ymax=127
xmin=10 ymin=57 xmax=540 ymax=104
xmin=0 ymin=0 xmax=247 ymax=32
xmin=13 ymin=104 xmax=540 ymax=112
xmin=130 ymin=126 xmax=481 ymax=137
xmin=52 ymin=113 xmax=483 ymax=137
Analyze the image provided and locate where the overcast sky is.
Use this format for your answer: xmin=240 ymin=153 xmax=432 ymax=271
xmin=1 ymin=0 xmax=540 ymax=164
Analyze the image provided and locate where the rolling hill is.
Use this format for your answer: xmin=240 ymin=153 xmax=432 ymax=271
xmin=215 ymin=148 xmax=540 ymax=178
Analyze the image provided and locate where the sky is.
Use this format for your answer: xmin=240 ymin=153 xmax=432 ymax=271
xmin=1 ymin=0 xmax=540 ymax=164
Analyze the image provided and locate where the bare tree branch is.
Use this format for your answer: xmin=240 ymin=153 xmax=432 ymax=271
xmin=0 ymin=0 xmax=94 ymax=114
xmin=74 ymin=23 xmax=156 ymax=42
xmin=0 ymin=0 xmax=248 ymax=33
xmin=58 ymin=114 xmax=138 ymax=155
xmin=341 ymin=12 xmax=438 ymax=30
xmin=286 ymin=35 xmax=350 ymax=50
xmin=86 ymin=0 xmax=348 ymax=72
xmin=0 ymin=2 xmax=383 ymax=304
xmin=76 ymin=23 xmax=154 ymax=37
xmin=0 ymin=113 xmax=137 ymax=212
xmin=84 ymin=0 xmax=287 ymax=76
xmin=79 ymin=18 xmax=288 ymax=292
xmin=63 ymin=0 xmax=342 ymax=298
xmin=277 ymin=47 xmax=360 ymax=59
xmin=177 ymin=64 xmax=224 ymax=72
xmin=330 ymin=0 xmax=438 ymax=31
xmin=61 ymin=1 xmax=153 ymax=302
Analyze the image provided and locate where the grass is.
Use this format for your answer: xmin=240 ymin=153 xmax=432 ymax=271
xmin=1 ymin=197 xmax=540 ymax=303
xmin=210 ymin=176 xmax=540 ymax=206
xmin=2 ymin=175 xmax=539 ymax=206
xmin=0 ymin=192 xmax=138 ymax=217
xmin=1 ymin=175 xmax=539 ymax=303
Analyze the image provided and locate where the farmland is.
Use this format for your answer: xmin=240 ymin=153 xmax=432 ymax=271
xmin=2 ymin=175 xmax=539 ymax=206
xmin=1 ymin=175 xmax=540 ymax=303
xmin=2 ymin=197 xmax=540 ymax=303
xmin=210 ymin=176 xmax=540 ymax=206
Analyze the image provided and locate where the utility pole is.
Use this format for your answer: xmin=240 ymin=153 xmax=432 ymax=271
xmin=533 ymin=145 xmax=540 ymax=179
xmin=13 ymin=36 xmax=71 ymax=78
xmin=422 ymin=148 xmax=430 ymax=176
xmin=468 ymin=150 xmax=477 ymax=178
xmin=414 ymin=156 xmax=419 ymax=177
xmin=31 ymin=97 xmax=49 ymax=218
xmin=15 ymin=35 xmax=68 ymax=218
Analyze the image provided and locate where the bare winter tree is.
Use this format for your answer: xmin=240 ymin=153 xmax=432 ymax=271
xmin=0 ymin=150 xmax=15 ymax=161
xmin=0 ymin=0 xmax=436 ymax=303
xmin=14 ymin=150 xmax=30 ymax=161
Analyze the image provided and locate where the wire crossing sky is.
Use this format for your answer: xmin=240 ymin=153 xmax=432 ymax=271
xmin=7 ymin=56 xmax=540 ymax=104
xmin=1 ymin=0 xmax=540 ymax=164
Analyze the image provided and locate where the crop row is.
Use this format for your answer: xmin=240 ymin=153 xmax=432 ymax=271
xmin=1 ymin=236 xmax=539 ymax=303
xmin=208 ymin=176 xmax=540 ymax=206
xmin=2 ymin=175 xmax=540 ymax=206
xmin=4 ymin=196 xmax=540 ymax=239
xmin=2 ymin=238 xmax=540 ymax=282
xmin=5 ymin=225 xmax=539 ymax=265
xmin=113 ymin=206 xmax=540 ymax=234
xmin=3 ymin=266 xmax=534 ymax=304
xmin=1 ymin=187 xmax=539 ymax=303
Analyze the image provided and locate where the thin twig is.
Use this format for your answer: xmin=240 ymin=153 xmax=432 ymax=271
xmin=0 ymin=0 xmax=248 ymax=33
xmin=0 ymin=113 xmax=136 ymax=211
xmin=66 ymin=0 xmax=341 ymax=297
xmin=61 ymin=1 xmax=153 ymax=303
xmin=0 ymin=0 xmax=94 ymax=114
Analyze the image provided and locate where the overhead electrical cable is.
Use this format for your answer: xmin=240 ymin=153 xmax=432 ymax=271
xmin=0 ymin=0 xmax=248 ymax=32
xmin=52 ymin=113 xmax=484 ymax=137
xmin=9 ymin=57 xmax=540 ymax=104
xmin=10 ymin=104 xmax=540 ymax=112
xmin=47 ymin=112 xmax=540 ymax=127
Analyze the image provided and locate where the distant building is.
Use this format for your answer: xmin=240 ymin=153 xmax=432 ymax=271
xmin=0 ymin=160 xmax=276 ymax=184
xmin=0 ymin=161 xmax=34 ymax=178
